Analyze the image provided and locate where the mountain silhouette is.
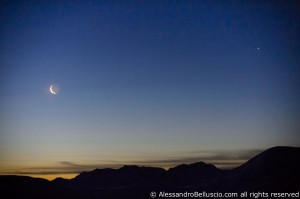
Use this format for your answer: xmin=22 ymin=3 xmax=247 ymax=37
xmin=1 ymin=146 xmax=299 ymax=199
xmin=223 ymin=146 xmax=300 ymax=192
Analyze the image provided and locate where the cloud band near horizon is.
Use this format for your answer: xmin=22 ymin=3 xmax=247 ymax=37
xmin=0 ymin=148 xmax=264 ymax=177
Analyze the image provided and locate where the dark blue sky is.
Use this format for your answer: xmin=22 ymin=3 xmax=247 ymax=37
xmin=1 ymin=0 xmax=299 ymax=179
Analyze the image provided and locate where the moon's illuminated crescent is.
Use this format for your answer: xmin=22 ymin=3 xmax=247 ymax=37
xmin=50 ymin=85 xmax=57 ymax=94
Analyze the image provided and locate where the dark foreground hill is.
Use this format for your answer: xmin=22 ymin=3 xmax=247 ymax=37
xmin=1 ymin=146 xmax=300 ymax=199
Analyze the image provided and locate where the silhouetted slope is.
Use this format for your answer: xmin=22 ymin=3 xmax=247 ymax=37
xmin=62 ymin=162 xmax=222 ymax=189
xmin=1 ymin=146 xmax=300 ymax=199
xmin=0 ymin=175 xmax=69 ymax=199
xmin=68 ymin=166 xmax=166 ymax=188
xmin=166 ymin=162 xmax=223 ymax=186
xmin=224 ymin=146 xmax=300 ymax=192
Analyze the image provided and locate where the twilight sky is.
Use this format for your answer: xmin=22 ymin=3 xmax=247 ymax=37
xmin=1 ymin=0 xmax=299 ymax=180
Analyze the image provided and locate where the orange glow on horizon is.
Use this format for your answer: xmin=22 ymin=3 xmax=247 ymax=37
xmin=17 ymin=173 xmax=78 ymax=181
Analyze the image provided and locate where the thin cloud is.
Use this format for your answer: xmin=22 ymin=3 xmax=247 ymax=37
xmin=60 ymin=161 xmax=83 ymax=167
xmin=0 ymin=149 xmax=264 ymax=176
xmin=124 ymin=149 xmax=263 ymax=168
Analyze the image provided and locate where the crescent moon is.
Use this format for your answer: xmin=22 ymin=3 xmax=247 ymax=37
xmin=50 ymin=85 xmax=57 ymax=94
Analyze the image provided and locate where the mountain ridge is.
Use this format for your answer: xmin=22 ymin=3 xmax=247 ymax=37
xmin=1 ymin=146 xmax=300 ymax=199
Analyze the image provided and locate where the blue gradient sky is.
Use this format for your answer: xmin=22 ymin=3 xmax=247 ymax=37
xmin=1 ymin=0 xmax=299 ymax=179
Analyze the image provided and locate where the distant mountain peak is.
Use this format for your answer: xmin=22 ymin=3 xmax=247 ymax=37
xmin=121 ymin=165 xmax=139 ymax=169
xmin=169 ymin=161 xmax=218 ymax=172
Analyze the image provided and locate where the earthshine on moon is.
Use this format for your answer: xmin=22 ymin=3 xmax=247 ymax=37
xmin=49 ymin=85 xmax=58 ymax=94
